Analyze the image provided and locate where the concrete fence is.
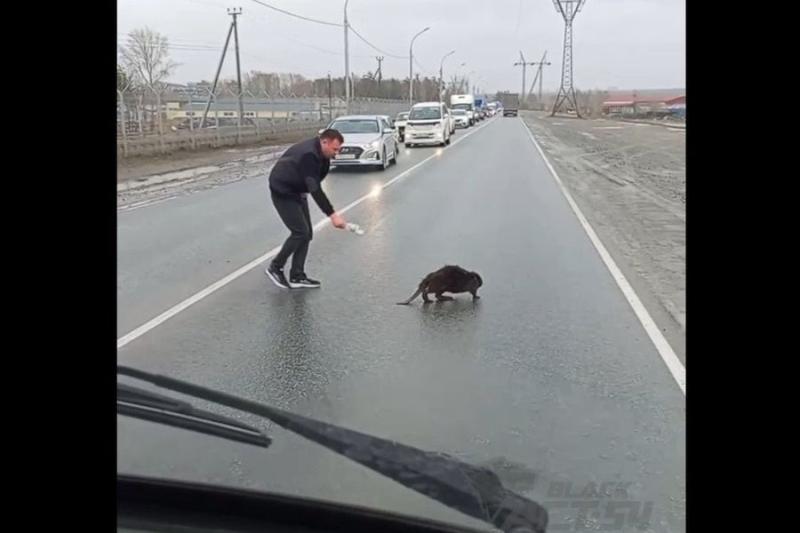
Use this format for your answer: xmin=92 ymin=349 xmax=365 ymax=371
xmin=118 ymin=119 xmax=327 ymax=158
xmin=117 ymin=96 xmax=414 ymax=159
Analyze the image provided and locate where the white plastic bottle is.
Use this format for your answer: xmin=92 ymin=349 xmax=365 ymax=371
xmin=346 ymin=223 xmax=365 ymax=235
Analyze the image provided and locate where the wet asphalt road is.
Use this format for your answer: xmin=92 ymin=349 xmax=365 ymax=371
xmin=117 ymin=117 xmax=685 ymax=532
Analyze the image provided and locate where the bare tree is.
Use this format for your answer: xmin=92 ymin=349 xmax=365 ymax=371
xmin=118 ymin=61 xmax=146 ymax=136
xmin=117 ymin=65 xmax=130 ymax=92
xmin=119 ymin=27 xmax=178 ymax=133
xmin=447 ymin=75 xmax=469 ymax=95
xmin=119 ymin=27 xmax=178 ymax=88
xmin=243 ymin=69 xmax=448 ymax=101
xmin=217 ymin=79 xmax=240 ymax=98
xmin=244 ymin=71 xmax=278 ymax=94
xmin=117 ymin=65 xmax=134 ymax=147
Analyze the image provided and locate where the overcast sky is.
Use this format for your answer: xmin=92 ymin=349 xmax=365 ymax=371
xmin=117 ymin=0 xmax=685 ymax=93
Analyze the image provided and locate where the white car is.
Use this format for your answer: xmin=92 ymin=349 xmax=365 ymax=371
xmin=443 ymin=106 xmax=456 ymax=135
xmin=324 ymin=115 xmax=399 ymax=171
xmin=451 ymin=109 xmax=470 ymax=128
xmin=394 ymin=111 xmax=409 ymax=142
xmin=404 ymin=102 xmax=451 ymax=147
xmin=378 ymin=114 xmax=400 ymax=143
xmin=450 ymin=94 xmax=476 ymax=126
xmin=378 ymin=114 xmax=395 ymax=131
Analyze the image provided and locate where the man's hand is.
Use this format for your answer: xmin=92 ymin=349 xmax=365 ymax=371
xmin=330 ymin=212 xmax=347 ymax=229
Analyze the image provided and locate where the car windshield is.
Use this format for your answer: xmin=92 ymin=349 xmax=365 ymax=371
xmin=118 ymin=1 xmax=685 ymax=531
xmin=409 ymin=107 xmax=441 ymax=120
xmin=329 ymin=119 xmax=379 ymax=134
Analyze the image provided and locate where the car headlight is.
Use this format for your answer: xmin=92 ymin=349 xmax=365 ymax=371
xmin=362 ymin=140 xmax=381 ymax=149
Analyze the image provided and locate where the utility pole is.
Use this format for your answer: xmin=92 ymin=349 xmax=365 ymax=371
xmin=200 ymin=14 xmax=236 ymax=128
xmin=537 ymin=51 xmax=551 ymax=106
xmin=229 ymin=7 xmax=244 ymax=136
xmin=551 ymin=0 xmax=588 ymax=117
xmin=514 ymin=51 xmax=535 ymax=108
xmin=527 ymin=51 xmax=551 ymax=107
xmin=327 ymin=72 xmax=333 ymax=121
xmin=343 ymin=0 xmax=350 ymax=113
xmin=375 ymin=56 xmax=384 ymax=87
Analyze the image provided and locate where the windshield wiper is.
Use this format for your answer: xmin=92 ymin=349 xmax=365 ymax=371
xmin=118 ymin=365 xmax=547 ymax=533
xmin=118 ymin=382 xmax=271 ymax=449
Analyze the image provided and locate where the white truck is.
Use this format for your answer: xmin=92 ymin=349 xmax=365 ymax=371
xmin=449 ymin=94 xmax=476 ymax=126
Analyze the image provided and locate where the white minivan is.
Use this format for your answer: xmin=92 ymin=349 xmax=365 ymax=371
xmin=404 ymin=102 xmax=451 ymax=147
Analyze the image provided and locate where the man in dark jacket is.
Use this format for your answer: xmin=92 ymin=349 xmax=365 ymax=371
xmin=265 ymin=129 xmax=347 ymax=289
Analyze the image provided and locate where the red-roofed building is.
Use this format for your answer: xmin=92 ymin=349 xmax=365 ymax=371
xmin=602 ymin=89 xmax=685 ymax=117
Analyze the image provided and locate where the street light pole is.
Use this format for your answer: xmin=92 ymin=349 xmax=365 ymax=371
xmin=409 ymin=26 xmax=430 ymax=107
xmin=438 ymin=50 xmax=455 ymax=103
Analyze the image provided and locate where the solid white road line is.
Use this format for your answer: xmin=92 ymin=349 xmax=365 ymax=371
xmin=521 ymin=118 xmax=686 ymax=395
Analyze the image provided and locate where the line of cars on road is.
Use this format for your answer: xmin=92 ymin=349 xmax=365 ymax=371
xmin=322 ymin=99 xmax=499 ymax=171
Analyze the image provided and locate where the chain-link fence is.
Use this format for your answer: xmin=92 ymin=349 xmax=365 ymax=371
xmin=117 ymin=83 xmax=412 ymax=158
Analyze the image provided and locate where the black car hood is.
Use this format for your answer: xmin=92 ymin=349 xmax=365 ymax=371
xmin=117 ymin=367 xmax=547 ymax=532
